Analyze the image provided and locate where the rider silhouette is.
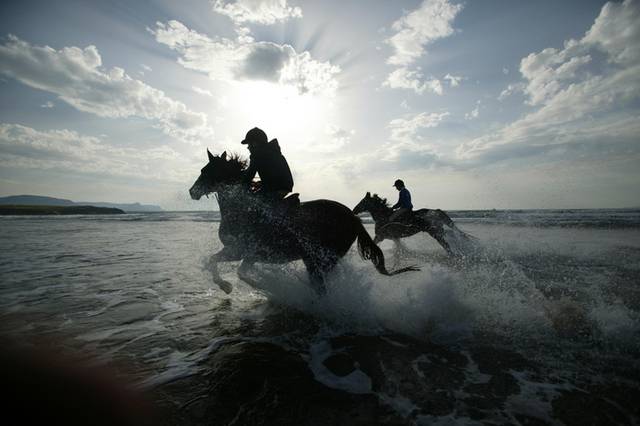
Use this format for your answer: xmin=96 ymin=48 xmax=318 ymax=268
xmin=389 ymin=179 xmax=412 ymax=223
xmin=241 ymin=127 xmax=294 ymax=203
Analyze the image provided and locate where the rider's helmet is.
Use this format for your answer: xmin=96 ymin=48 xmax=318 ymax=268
xmin=393 ymin=179 xmax=405 ymax=188
xmin=241 ymin=127 xmax=268 ymax=146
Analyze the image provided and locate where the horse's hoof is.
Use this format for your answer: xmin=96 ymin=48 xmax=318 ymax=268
xmin=216 ymin=280 xmax=233 ymax=294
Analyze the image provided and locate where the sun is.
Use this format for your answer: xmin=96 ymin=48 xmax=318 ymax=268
xmin=225 ymin=80 xmax=334 ymax=150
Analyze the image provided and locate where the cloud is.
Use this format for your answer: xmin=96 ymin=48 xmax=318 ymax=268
xmin=0 ymin=35 xmax=212 ymax=144
xmin=497 ymin=82 xmax=525 ymax=101
xmin=192 ymin=86 xmax=213 ymax=97
xmin=384 ymin=0 xmax=463 ymax=95
xmin=457 ymin=0 xmax=640 ymax=163
xmin=388 ymin=111 xmax=449 ymax=143
xmin=386 ymin=0 xmax=463 ymax=67
xmin=311 ymin=124 xmax=354 ymax=152
xmin=323 ymin=111 xmax=450 ymax=181
xmin=383 ymin=67 xmax=443 ymax=95
xmin=211 ymin=0 xmax=302 ymax=25
xmin=40 ymin=101 xmax=54 ymax=108
xmin=369 ymin=112 xmax=449 ymax=170
xmin=0 ymin=123 xmax=193 ymax=182
xmin=151 ymin=20 xmax=340 ymax=96
xmin=443 ymin=73 xmax=463 ymax=87
xmin=464 ymin=102 xmax=480 ymax=120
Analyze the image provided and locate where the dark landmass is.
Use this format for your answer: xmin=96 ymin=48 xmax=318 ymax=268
xmin=0 ymin=195 xmax=162 ymax=212
xmin=0 ymin=205 xmax=125 ymax=215
xmin=77 ymin=201 xmax=162 ymax=212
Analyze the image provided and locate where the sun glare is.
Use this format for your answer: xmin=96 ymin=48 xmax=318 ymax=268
xmin=226 ymin=81 xmax=333 ymax=151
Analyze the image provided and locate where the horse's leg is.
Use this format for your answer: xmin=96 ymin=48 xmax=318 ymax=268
xmin=208 ymin=247 xmax=239 ymax=294
xmin=302 ymin=254 xmax=337 ymax=296
xmin=237 ymin=259 xmax=259 ymax=288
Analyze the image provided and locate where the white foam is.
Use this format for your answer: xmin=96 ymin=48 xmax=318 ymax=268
xmin=308 ymin=341 xmax=372 ymax=394
xmin=138 ymin=336 xmax=233 ymax=389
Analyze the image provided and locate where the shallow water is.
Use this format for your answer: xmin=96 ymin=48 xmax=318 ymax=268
xmin=1 ymin=211 xmax=639 ymax=424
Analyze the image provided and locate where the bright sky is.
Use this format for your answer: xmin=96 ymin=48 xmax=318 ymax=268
xmin=0 ymin=0 xmax=638 ymax=210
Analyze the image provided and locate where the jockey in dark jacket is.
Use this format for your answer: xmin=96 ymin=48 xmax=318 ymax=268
xmin=241 ymin=127 xmax=293 ymax=201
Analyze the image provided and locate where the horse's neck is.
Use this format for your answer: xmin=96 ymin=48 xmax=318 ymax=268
xmin=369 ymin=205 xmax=392 ymax=223
xmin=216 ymin=184 xmax=248 ymax=219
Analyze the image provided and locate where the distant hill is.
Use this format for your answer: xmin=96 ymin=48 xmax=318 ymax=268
xmin=0 ymin=195 xmax=163 ymax=212
xmin=0 ymin=205 xmax=125 ymax=215
xmin=0 ymin=195 xmax=76 ymax=206
xmin=76 ymin=201 xmax=163 ymax=212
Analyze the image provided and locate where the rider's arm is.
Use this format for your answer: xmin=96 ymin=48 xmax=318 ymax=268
xmin=392 ymin=196 xmax=401 ymax=210
xmin=242 ymin=158 xmax=258 ymax=184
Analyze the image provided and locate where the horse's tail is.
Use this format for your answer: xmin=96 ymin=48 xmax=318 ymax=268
xmin=355 ymin=217 xmax=419 ymax=276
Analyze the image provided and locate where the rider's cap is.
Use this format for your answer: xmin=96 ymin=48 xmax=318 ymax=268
xmin=241 ymin=127 xmax=268 ymax=145
xmin=393 ymin=179 xmax=405 ymax=187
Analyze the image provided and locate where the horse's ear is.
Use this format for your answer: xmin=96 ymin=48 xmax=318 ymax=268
xmin=207 ymin=149 xmax=214 ymax=162
xmin=221 ymin=151 xmax=227 ymax=160
xmin=366 ymin=192 xmax=370 ymax=198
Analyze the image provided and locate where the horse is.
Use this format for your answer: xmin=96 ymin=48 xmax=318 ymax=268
xmin=189 ymin=150 xmax=417 ymax=295
xmin=353 ymin=192 xmax=472 ymax=256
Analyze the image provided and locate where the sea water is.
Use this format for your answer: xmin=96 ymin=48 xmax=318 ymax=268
xmin=1 ymin=210 xmax=639 ymax=424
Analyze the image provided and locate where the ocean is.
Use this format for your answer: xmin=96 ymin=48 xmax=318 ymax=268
xmin=1 ymin=209 xmax=639 ymax=424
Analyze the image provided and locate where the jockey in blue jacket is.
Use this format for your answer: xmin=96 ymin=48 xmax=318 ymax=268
xmin=390 ymin=179 xmax=412 ymax=223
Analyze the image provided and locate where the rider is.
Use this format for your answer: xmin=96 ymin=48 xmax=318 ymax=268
xmin=241 ymin=127 xmax=294 ymax=204
xmin=389 ymin=179 xmax=412 ymax=223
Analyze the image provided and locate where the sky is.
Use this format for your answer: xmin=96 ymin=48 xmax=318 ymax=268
xmin=0 ymin=0 xmax=638 ymax=210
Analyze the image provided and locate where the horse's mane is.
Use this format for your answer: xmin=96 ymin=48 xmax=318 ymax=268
xmin=226 ymin=153 xmax=248 ymax=171
xmin=371 ymin=193 xmax=390 ymax=208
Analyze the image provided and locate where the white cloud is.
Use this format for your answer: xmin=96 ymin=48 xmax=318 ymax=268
xmin=40 ymin=101 xmax=54 ymax=108
xmin=457 ymin=0 xmax=640 ymax=163
xmin=192 ymin=86 xmax=213 ymax=97
xmin=502 ymin=67 xmax=509 ymax=75
xmin=384 ymin=0 xmax=463 ymax=95
xmin=314 ymin=124 xmax=354 ymax=152
xmin=211 ymin=0 xmax=302 ymax=25
xmin=443 ymin=73 xmax=463 ymax=87
xmin=386 ymin=0 xmax=463 ymax=66
xmin=388 ymin=111 xmax=449 ymax=143
xmin=325 ymin=112 xmax=450 ymax=179
xmin=151 ymin=20 xmax=340 ymax=96
xmin=582 ymin=0 xmax=640 ymax=65
xmin=0 ymin=123 xmax=192 ymax=182
xmin=497 ymin=82 xmax=525 ymax=101
xmin=0 ymin=35 xmax=212 ymax=144
xmin=464 ymin=102 xmax=480 ymax=120
xmin=383 ymin=67 xmax=443 ymax=95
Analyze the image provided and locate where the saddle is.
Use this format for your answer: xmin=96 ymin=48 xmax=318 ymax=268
xmin=283 ymin=193 xmax=300 ymax=210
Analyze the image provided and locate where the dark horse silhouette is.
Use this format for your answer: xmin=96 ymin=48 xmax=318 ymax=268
xmin=189 ymin=150 xmax=417 ymax=295
xmin=353 ymin=192 xmax=472 ymax=256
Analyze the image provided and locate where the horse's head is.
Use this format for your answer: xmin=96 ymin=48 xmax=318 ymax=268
xmin=189 ymin=149 xmax=246 ymax=200
xmin=353 ymin=192 xmax=373 ymax=215
xmin=353 ymin=192 xmax=389 ymax=214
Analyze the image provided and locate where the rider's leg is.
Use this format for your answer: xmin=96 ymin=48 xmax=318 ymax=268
xmin=389 ymin=207 xmax=409 ymax=223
